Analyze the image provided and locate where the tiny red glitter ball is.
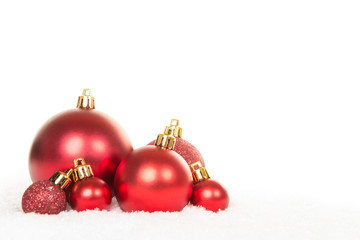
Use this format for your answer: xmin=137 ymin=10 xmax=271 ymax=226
xmin=148 ymin=138 xmax=205 ymax=167
xmin=22 ymin=180 xmax=67 ymax=214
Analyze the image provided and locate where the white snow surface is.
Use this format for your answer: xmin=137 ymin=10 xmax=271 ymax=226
xmin=1 ymin=175 xmax=359 ymax=240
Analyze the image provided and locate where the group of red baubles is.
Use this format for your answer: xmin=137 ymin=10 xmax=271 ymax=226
xmin=22 ymin=89 xmax=229 ymax=214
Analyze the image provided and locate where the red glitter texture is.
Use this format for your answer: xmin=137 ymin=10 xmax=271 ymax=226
xmin=148 ymin=138 xmax=205 ymax=167
xmin=22 ymin=180 xmax=67 ymax=214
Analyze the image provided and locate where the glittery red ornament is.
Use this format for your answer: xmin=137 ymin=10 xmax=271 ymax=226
xmin=114 ymin=142 xmax=193 ymax=212
xmin=190 ymin=162 xmax=229 ymax=212
xmin=22 ymin=169 xmax=73 ymax=214
xmin=29 ymin=89 xmax=132 ymax=188
xmin=69 ymin=158 xmax=112 ymax=211
xmin=22 ymin=181 xmax=66 ymax=214
xmin=148 ymin=119 xmax=205 ymax=167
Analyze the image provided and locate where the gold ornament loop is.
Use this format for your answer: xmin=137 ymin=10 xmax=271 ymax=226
xmin=155 ymin=119 xmax=184 ymax=150
xmin=48 ymin=168 xmax=73 ymax=190
xmin=155 ymin=134 xmax=176 ymax=150
xmin=72 ymin=158 xmax=94 ymax=182
xmin=77 ymin=89 xmax=95 ymax=110
xmin=164 ymin=119 xmax=182 ymax=138
xmin=190 ymin=161 xmax=210 ymax=183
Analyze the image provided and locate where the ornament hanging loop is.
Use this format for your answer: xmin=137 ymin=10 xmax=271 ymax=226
xmin=155 ymin=118 xmax=184 ymax=150
xmin=48 ymin=168 xmax=74 ymax=190
xmin=155 ymin=134 xmax=176 ymax=150
xmin=77 ymin=89 xmax=95 ymax=110
xmin=73 ymin=158 xmax=94 ymax=182
xmin=164 ymin=119 xmax=182 ymax=138
xmin=190 ymin=161 xmax=210 ymax=183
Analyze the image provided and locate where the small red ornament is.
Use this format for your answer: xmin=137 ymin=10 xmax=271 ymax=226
xmin=148 ymin=119 xmax=205 ymax=167
xmin=29 ymin=89 xmax=133 ymax=188
xmin=22 ymin=169 xmax=73 ymax=214
xmin=190 ymin=162 xmax=229 ymax=212
xmin=69 ymin=158 xmax=112 ymax=211
xmin=114 ymin=130 xmax=193 ymax=212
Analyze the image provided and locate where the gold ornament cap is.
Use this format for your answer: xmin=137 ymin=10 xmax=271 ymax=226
xmin=48 ymin=168 xmax=73 ymax=190
xmin=154 ymin=119 xmax=182 ymax=150
xmin=164 ymin=119 xmax=182 ymax=138
xmin=77 ymin=89 xmax=95 ymax=109
xmin=190 ymin=161 xmax=210 ymax=183
xmin=72 ymin=158 xmax=94 ymax=182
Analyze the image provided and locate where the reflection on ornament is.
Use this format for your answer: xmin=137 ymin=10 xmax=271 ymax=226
xmin=29 ymin=89 xmax=132 ymax=189
xmin=68 ymin=158 xmax=112 ymax=211
xmin=114 ymin=128 xmax=193 ymax=212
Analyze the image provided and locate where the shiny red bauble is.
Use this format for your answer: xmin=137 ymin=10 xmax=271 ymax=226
xmin=69 ymin=177 xmax=112 ymax=211
xmin=22 ymin=180 xmax=67 ymax=214
xmin=114 ymin=145 xmax=193 ymax=212
xmin=191 ymin=179 xmax=229 ymax=212
xmin=29 ymin=109 xmax=132 ymax=187
xmin=148 ymin=138 xmax=205 ymax=167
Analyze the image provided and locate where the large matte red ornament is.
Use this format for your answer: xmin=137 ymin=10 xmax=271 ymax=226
xmin=69 ymin=158 xmax=112 ymax=211
xmin=190 ymin=162 xmax=229 ymax=212
xmin=148 ymin=119 xmax=205 ymax=167
xmin=22 ymin=169 xmax=73 ymax=214
xmin=114 ymin=145 xmax=193 ymax=212
xmin=29 ymin=89 xmax=132 ymax=188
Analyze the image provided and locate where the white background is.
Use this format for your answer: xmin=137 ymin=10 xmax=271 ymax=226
xmin=0 ymin=0 xmax=360 ymax=239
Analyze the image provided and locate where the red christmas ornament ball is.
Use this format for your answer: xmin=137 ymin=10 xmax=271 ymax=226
xmin=114 ymin=145 xmax=193 ymax=212
xmin=22 ymin=180 xmax=67 ymax=214
xmin=191 ymin=179 xmax=229 ymax=212
xmin=148 ymin=138 xmax=205 ymax=167
xmin=29 ymin=108 xmax=132 ymax=187
xmin=69 ymin=177 xmax=112 ymax=211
